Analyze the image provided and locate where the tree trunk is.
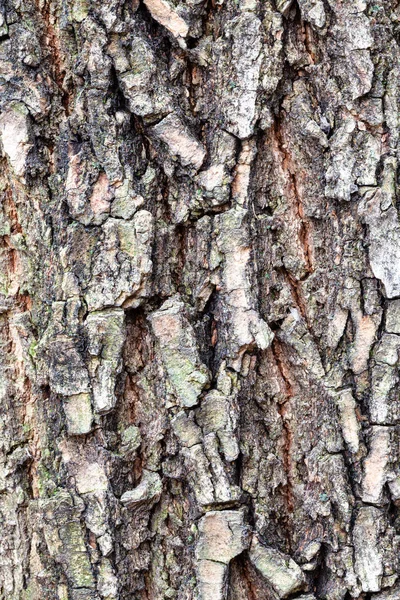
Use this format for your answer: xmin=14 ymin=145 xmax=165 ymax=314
xmin=1 ymin=0 xmax=400 ymax=598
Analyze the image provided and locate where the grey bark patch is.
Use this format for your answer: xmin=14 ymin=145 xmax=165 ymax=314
xmin=149 ymin=295 xmax=210 ymax=407
xmin=151 ymin=113 xmax=206 ymax=170
xmin=248 ymin=536 xmax=306 ymax=598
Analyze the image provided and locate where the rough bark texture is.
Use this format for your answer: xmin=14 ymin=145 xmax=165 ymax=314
xmin=1 ymin=0 xmax=400 ymax=599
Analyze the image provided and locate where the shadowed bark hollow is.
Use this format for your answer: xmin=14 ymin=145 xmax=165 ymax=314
xmin=1 ymin=0 xmax=400 ymax=599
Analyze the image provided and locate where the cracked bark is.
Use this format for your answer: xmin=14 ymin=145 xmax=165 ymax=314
xmin=1 ymin=0 xmax=400 ymax=599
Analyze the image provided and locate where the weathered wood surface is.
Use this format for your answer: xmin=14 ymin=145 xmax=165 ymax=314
xmin=1 ymin=0 xmax=400 ymax=598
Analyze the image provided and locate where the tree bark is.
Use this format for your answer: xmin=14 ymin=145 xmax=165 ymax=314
xmin=1 ymin=0 xmax=400 ymax=598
